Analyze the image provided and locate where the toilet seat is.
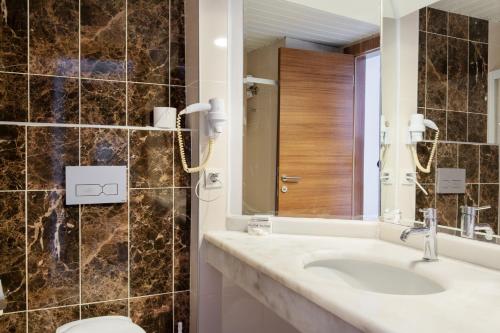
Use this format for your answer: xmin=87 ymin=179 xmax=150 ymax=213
xmin=56 ymin=316 xmax=146 ymax=333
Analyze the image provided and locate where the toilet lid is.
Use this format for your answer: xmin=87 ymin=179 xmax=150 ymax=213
xmin=56 ymin=316 xmax=146 ymax=333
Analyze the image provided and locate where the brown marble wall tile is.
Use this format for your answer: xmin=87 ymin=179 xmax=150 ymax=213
xmin=468 ymin=42 xmax=488 ymax=114
xmin=467 ymin=113 xmax=487 ymax=143
xmin=418 ymin=32 xmax=426 ymax=108
xmin=128 ymin=83 xmax=169 ymax=127
xmin=437 ymin=143 xmax=457 ymax=168
xmin=81 ymin=79 xmax=126 ymax=125
xmin=426 ymin=34 xmax=447 ymax=109
xmin=415 ymin=184 xmax=435 ymax=220
xmin=81 ymin=0 xmax=126 ymax=80
xmin=469 ymin=17 xmax=489 ymax=43
xmin=29 ymin=75 xmax=79 ymax=124
xmin=174 ymin=133 xmax=191 ymax=187
xmin=0 ymin=312 xmax=26 ymax=333
xmin=447 ymin=111 xmax=467 ymax=142
xmin=419 ymin=8 xmax=427 ymax=31
xmin=0 ymin=125 xmax=25 ymax=190
xmin=130 ymin=130 xmax=174 ymax=188
xmin=27 ymin=191 xmax=79 ymax=309
xmin=174 ymin=291 xmax=190 ymax=333
xmin=0 ymin=0 xmax=27 ymax=73
xmin=28 ymin=306 xmax=80 ymax=333
xmin=436 ymin=194 xmax=458 ymax=228
xmin=27 ymin=127 xmax=79 ymax=190
xmin=130 ymin=189 xmax=173 ymax=297
xmin=171 ymin=85 xmax=187 ymax=129
xmin=29 ymin=0 xmax=79 ymax=76
xmin=416 ymin=142 xmax=435 ymax=184
xmin=0 ymin=192 xmax=26 ymax=313
xmin=458 ymin=144 xmax=479 ymax=183
xmin=424 ymin=109 xmax=446 ymax=140
xmin=127 ymin=0 xmax=170 ymax=84
xmin=427 ymin=8 xmax=447 ymax=35
xmin=81 ymin=204 xmax=128 ymax=303
xmin=174 ymin=189 xmax=190 ymax=291
xmin=130 ymin=294 xmax=173 ymax=333
xmin=478 ymin=184 xmax=499 ymax=233
xmin=81 ymin=300 xmax=128 ymax=319
xmin=80 ymin=128 xmax=128 ymax=166
xmin=0 ymin=73 xmax=28 ymax=122
xmin=447 ymin=38 xmax=468 ymax=112
xmin=459 ymin=184 xmax=479 ymax=207
xmin=170 ymin=0 xmax=186 ymax=86
xmin=449 ymin=13 xmax=468 ymax=39
xmin=480 ymin=145 xmax=499 ymax=183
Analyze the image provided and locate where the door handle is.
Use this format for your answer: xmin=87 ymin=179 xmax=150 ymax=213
xmin=281 ymin=175 xmax=301 ymax=183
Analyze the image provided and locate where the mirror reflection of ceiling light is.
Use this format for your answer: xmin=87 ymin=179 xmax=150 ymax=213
xmin=214 ymin=37 xmax=228 ymax=48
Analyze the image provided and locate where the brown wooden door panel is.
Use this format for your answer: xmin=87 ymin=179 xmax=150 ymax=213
xmin=278 ymin=48 xmax=355 ymax=217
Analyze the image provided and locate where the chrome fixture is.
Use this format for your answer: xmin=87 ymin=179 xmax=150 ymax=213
xmin=460 ymin=205 xmax=494 ymax=240
xmin=0 ymin=279 xmax=6 ymax=315
xmin=281 ymin=175 xmax=301 ymax=183
xmin=400 ymin=208 xmax=438 ymax=261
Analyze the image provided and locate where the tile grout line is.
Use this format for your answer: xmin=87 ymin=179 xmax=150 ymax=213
xmin=125 ymin=0 xmax=131 ymax=318
xmin=25 ymin=0 xmax=30 ymax=330
xmin=78 ymin=0 xmax=82 ymax=320
xmin=0 ymin=121 xmax=194 ymax=132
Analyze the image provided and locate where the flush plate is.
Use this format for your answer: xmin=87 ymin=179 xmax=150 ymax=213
xmin=436 ymin=168 xmax=466 ymax=194
xmin=65 ymin=166 xmax=127 ymax=205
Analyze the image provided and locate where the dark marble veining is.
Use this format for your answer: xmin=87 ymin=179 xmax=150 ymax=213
xmin=0 ymin=312 xmax=26 ymax=333
xmin=479 ymin=184 xmax=499 ymax=233
xmin=480 ymin=145 xmax=499 ymax=183
xmin=0 ymin=73 xmax=28 ymax=122
xmin=417 ymin=32 xmax=426 ymax=108
xmin=416 ymin=142 xmax=435 ymax=184
xmin=467 ymin=113 xmax=487 ymax=143
xmin=458 ymin=144 xmax=479 ymax=183
xmin=446 ymin=111 xmax=467 ymax=142
xmin=447 ymin=38 xmax=468 ymax=112
xmin=29 ymin=75 xmax=79 ymax=124
xmin=81 ymin=204 xmax=128 ymax=303
xmin=459 ymin=184 xmax=479 ymax=207
xmin=81 ymin=79 xmax=126 ymax=125
xmin=29 ymin=0 xmax=79 ymax=76
xmin=130 ymin=294 xmax=173 ymax=333
xmin=426 ymin=34 xmax=447 ymax=109
xmin=415 ymin=184 xmax=435 ymax=219
xmin=436 ymin=194 xmax=458 ymax=228
xmin=437 ymin=143 xmax=457 ymax=168
xmin=0 ymin=0 xmax=27 ymax=72
xmin=427 ymin=8 xmax=447 ymax=35
xmin=419 ymin=8 xmax=427 ymax=31
xmin=174 ymin=189 xmax=190 ymax=291
xmin=130 ymin=130 xmax=174 ymax=188
xmin=27 ymin=127 xmax=79 ymax=190
xmin=448 ymin=13 xmax=468 ymax=39
xmin=468 ymin=42 xmax=488 ymax=114
xmin=81 ymin=300 xmax=128 ymax=319
xmin=80 ymin=128 xmax=128 ymax=166
xmin=0 ymin=125 xmax=25 ymax=190
xmin=81 ymin=0 xmax=126 ymax=80
xmin=174 ymin=291 xmax=190 ymax=333
xmin=127 ymin=0 xmax=170 ymax=84
xmin=28 ymin=306 xmax=79 ymax=333
xmin=170 ymin=0 xmax=186 ymax=86
xmin=425 ymin=109 xmax=446 ymax=140
xmin=27 ymin=191 xmax=79 ymax=309
xmin=469 ymin=17 xmax=489 ymax=43
xmin=0 ymin=192 xmax=26 ymax=313
xmin=130 ymin=189 xmax=173 ymax=297
xmin=128 ymin=83 xmax=169 ymax=127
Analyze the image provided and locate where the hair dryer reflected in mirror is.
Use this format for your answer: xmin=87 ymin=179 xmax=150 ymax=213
xmin=408 ymin=113 xmax=439 ymax=174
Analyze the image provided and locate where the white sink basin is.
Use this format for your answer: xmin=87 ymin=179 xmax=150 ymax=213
xmin=305 ymin=258 xmax=445 ymax=295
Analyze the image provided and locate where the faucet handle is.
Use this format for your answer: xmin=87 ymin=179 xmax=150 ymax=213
xmin=419 ymin=207 xmax=436 ymax=218
xmin=460 ymin=205 xmax=491 ymax=215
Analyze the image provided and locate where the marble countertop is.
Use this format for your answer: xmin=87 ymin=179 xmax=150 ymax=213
xmin=205 ymin=230 xmax=500 ymax=333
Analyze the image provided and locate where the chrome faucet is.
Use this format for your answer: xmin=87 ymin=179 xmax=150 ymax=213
xmin=0 ymin=279 xmax=6 ymax=315
xmin=460 ymin=205 xmax=494 ymax=240
xmin=400 ymin=208 xmax=438 ymax=261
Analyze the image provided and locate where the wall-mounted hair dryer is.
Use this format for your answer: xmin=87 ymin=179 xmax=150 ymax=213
xmin=408 ymin=113 xmax=439 ymax=173
xmin=176 ymin=98 xmax=226 ymax=173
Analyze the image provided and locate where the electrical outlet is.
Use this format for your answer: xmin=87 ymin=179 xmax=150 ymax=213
xmin=205 ymin=169 xmax=223 ymax=189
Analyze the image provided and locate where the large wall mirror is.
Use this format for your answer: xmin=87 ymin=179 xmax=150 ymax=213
xmin=381 ymin=0 xmax=500 ymax=243
xmin=241 ymin=0 xmax=382 ymax=219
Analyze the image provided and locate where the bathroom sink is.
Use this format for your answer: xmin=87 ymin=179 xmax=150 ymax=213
xmin=304 ymin=258 xmax=445 ymax=295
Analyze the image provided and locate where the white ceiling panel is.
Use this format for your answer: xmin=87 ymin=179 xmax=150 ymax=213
xmin=244 ymin=0 xmax=380 ymax=52
xmin=430 ymin=0 xmax=500 ymax=22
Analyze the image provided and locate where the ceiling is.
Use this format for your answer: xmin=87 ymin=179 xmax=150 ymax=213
xmin=430 ymin=0 xmax=500 ymax=22
xmin=244 ymin=0 xmax=380 ymax=52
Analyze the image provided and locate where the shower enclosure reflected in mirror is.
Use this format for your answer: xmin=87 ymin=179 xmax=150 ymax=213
xmin=242 ymin=0 xmax=382 ymax=219
xmin=381 ymin=0 xmax=500 ymax=243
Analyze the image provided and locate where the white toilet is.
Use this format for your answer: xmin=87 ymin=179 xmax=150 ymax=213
xmin=56 ymin=316 xmax=145 ymax=333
